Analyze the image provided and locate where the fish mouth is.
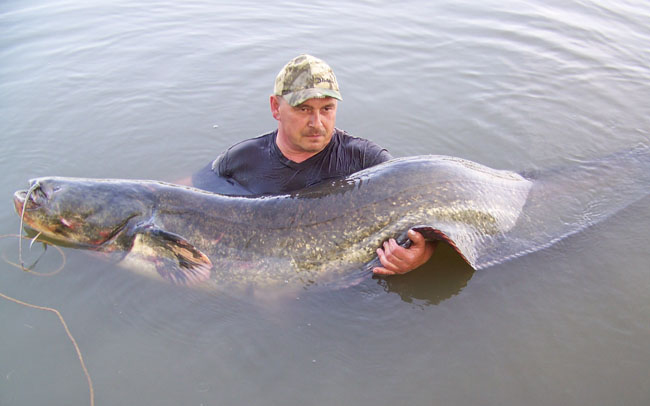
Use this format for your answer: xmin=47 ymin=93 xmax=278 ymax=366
xmin=13 ymin=190 xmax=27 ymax=214
xmin=13 ymin=179 xmax=141 ymax=251
xmin=13 ymin=180 xmax=61 ymax=235
xmin=13 ymin=185 xmax=50 ymax=244
xmin=13 ymin=181 xmax=50 ymax=214
xmin=13 ymin=190 xmax=37 ymax=214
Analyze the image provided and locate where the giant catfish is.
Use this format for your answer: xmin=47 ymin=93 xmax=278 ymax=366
xmin=13 ymin=146 xmax=650 ymax=292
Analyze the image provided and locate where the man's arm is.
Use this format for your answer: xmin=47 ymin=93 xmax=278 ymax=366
xmin=373 ymin=230 xmax=437 ymax=275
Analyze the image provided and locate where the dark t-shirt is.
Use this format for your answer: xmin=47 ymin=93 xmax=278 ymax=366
xmin=192 ymin=128 xmax=392 ymax=195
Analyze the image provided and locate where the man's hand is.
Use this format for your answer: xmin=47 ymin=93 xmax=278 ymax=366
xmin=373 ymin=230 xmax=437 ymax=275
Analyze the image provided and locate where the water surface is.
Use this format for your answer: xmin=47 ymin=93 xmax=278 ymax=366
xmin=1 ymin=1 xmax=649 ymax=405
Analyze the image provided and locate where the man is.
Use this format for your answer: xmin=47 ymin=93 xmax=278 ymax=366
xmin=192 ymin=54 xmax=435 ymax=275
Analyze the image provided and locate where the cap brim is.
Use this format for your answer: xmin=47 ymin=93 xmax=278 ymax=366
xmin=281 ymin=88 xmax=342 ymax=107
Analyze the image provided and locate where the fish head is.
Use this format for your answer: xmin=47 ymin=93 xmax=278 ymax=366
xmin=13 ymin=177 xmax=150 ymax=250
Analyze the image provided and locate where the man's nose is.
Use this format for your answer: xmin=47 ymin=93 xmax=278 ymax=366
xmin=308 ymin=111 xmax=323 ymax=127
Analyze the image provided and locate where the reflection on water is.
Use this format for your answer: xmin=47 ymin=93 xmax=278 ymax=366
xmin=375 ymin=244 xmax=475 ymax=306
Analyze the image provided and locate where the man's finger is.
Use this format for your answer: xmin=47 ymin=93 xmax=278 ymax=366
xmin=408 ymin=229 xmax=425 ymax=246
xmin=376 ymin=247 xmax=401 ymax=272
xmin=382 ymin=240 xmax=405 ymax=266
xmin=382 ymin=240 xmax=392 ymax=257
xmin=386 ymin=239 xmax=411 ymax=264
xmin=373 ymin=266 xmax=396 ymax=276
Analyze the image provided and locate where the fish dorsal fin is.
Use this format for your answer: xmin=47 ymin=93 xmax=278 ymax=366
xmin=126 ymin=226 xmax=213 ymax=285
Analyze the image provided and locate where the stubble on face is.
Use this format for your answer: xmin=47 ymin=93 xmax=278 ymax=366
xmin=273 ymin=96 xmax=338 ymax=160
xmin=298 ymin=125 xmax=329 ymax=151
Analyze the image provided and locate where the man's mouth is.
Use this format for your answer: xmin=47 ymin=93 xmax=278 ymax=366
xmin=303 ymin=128 xmax=327 ymax=138
xmin=304 ymin=133 xmax=325 ymax=139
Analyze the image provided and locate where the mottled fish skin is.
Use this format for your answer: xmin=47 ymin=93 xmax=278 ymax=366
xmin=13 ymin=155 xmax=532 ymax=290
xmin=14 ymin=147 xmax=649 ymax=291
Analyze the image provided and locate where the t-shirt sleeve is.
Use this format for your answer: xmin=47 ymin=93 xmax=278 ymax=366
xmin=364 ymin=143 xmax=393 ymax=169
xmin=334 ymin=130 xmax=393 ymax=173
xmin=191 ymin=157 xmax=253 ymax=195
xmin=361 ymin=141 xmax=393 ymax=168
xmin=191 ymin=162 xmax=224 ymax=191
xmin=211 ymin=151 xmax=229 ymax=177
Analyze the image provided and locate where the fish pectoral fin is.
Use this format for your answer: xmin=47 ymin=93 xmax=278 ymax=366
xmin=132 ymin=227 xmax=213 ymax=285
xmin=410 ymin=225 xmax=476 ymax=269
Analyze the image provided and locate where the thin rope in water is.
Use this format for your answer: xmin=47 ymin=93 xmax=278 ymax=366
xmin=1 ymin=234 xmax=94 ymax=406
xmin=0 ymin=292 xmax=95 ymax=406
xmin=2 ymin=235 xmax=66 ymax=276
xmin=18 ymin=182 xmax=40 ymax=270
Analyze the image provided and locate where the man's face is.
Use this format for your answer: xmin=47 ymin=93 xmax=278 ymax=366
xmin=272 ymin=96 xmax=338 ymax=156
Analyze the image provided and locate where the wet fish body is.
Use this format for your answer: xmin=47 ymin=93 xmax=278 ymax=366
xmin=13 ymin=147 xmax=650 ymax=291
xmin=13 ymin=156 xmax=532 ymax=289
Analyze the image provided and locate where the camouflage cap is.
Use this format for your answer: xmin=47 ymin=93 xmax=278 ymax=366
xmin=274 ymin=54 xmax=342 ymax=106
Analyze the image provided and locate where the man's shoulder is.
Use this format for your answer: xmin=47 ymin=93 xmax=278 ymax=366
xmin=223 ymin=130 xmax=275 ymax=155
xmin=212 ymin=131 xmax=275 ymax=173
xmin=334 ymin=128 xmax=384 ymax=149
xmin=332 ymin=128 xmax=392 ymax=166
xmin=333 ymin=128 xmax=361 ymax=143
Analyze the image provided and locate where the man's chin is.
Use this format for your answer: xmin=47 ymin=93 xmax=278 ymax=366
xmin=300 ymin=137 xmax=328 ymax=152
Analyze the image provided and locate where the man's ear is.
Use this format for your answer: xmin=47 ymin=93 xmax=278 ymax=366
xmin=270 ymin=95 xmax=281 ymax=120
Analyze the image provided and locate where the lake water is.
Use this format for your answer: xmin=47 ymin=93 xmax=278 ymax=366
xmin=1 ymin=1 xmax=649 ymax=405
